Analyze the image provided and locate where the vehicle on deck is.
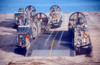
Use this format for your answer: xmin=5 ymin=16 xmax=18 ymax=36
xmin=49 ymin=5 xmax=62 ymax=28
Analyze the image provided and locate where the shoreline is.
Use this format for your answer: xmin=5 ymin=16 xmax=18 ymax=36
xmin=0 ymin=11 xmax=100 ymax=14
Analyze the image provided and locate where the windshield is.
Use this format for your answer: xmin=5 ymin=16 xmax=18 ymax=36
xmin=18 ymin=27 xmax=30 ymax=32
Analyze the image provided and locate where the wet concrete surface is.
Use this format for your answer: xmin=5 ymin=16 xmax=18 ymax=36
xmin=27 ymin=31 xmax=74 ymax=56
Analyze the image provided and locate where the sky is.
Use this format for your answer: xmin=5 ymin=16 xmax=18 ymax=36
xmin=0 ymin=0 xmax=100 ymax=13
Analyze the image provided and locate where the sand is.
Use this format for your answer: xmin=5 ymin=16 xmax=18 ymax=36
xmin=0 ymin=12 xmax=100 ymax=65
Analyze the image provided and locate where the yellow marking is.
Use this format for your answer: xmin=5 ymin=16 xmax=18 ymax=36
xmin=29 ymin=15 xmax=31 ymax=18
xmin=49 ymin=32 xmax=58 ymax=56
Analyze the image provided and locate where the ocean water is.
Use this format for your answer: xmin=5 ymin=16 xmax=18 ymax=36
xmin=0 ymin=0 xmax=100 ymax=13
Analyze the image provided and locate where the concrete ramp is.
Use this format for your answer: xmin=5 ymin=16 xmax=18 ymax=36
xmin=31 ymin=50 xmax=71 ymax=56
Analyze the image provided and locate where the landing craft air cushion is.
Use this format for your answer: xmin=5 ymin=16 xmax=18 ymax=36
xmin=49 ymin=5 xmax=62 ymax=28
xmin=15 ymin=5 xmax=37 ymax=49
xmin=68 ymin=12 xmax=92 ymax=54
xmin=15 ymin=5 xmax=49 ymax=49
